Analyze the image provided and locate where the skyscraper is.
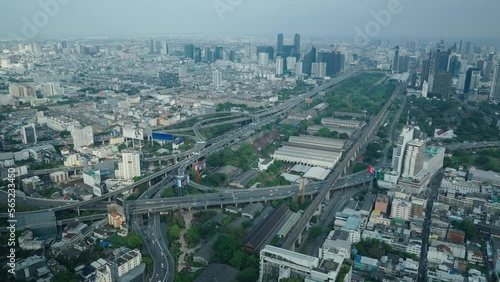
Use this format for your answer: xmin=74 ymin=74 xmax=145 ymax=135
xmin=275 ymin=56 xmax=284 ymax=76
xmin=21 ymin=124 xmax=37 ymax=144
xmin=184 ymin=44 xmax=194 ymax=59
xmin=214 ymin=46 xmax=224 ymax=61
xmin=277 ymin=33 xmax=284 ymax=54
xmin=212 ymin=70 xmax=222 ymax=88
xmin=161 ymin=41 xmax=168 ymax=56
xmin=228 ymin=50 xmax=236 ymax=62
xmin=490 ymin=64 xmax=500 ymax=100
xmin=149 ymin=39 xmax=156 ymax=54
xmin=194 ymin=47 xmax=202 ymax=63
xmin=464 ymin=41 xmax=471 ymax=54
xmin=432 ymin=72 xmax=453 ymax=100
xmin=464 ymin=67 xmax=480 ymax=94
xmin=398 ymin=55 xmax=409 ymax=73
xmin=294 ymin=33 xmax=301 ymax=54
xmin=402 ymin=140 xmax=426 ymax=179
xmin=302 ymin=47 xmax=316 ymax=76
xmin=392 ymin=126 xmax=415 ymax=177
xmin=393 ymin=46 xmax=400 ymax=72
xmin=311 ymin=62 xmax=327 ymax=78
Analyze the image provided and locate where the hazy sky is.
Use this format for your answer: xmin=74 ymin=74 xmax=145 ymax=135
xmin=1 ymin=0 xmax=499 ymax=40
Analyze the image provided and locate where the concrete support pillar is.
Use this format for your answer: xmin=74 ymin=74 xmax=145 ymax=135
xmin=159 ymin=160 xmax=162 ymax=166
xmin=297 ymin=232 xmax=302 ymax=245
xmin=148 ymin=180 xmax=152 ymax=187
xmin=77 ymin=207 xmax=80 ymax=216
xmin=325 ymin=190 xmax=330 ymax=201
xmin=205 ymin=206 xmax=207 ymax=210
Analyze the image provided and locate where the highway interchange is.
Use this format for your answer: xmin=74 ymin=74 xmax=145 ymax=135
xmin=2 ymin=68 xmax=381 ymax=282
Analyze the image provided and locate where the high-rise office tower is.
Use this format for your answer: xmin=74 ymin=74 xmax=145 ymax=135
xmin=471 ymin=70 xmax=481 ymax=91
xmin=194 ymin=48 xmax=202 ymax=63
xmin=228 ymin=50 xmax=236 ymax=62
xmin=212 ymin=70 xmax=222 ymax=88
xmin=276 ymin=56 xmax=284 ymax=76
xmin=294 ymin=33 xmax=301 ymax=54
xmin=204 ymin=47 xmax=213 ymax=62
xmin=432 ymin=72 xmax=453 ymax=100
xmin=398 ymin=55 xmax=409 ymax=73
xmin=464 ymin=41 xmax=471 ymax=54
xmin=447 ymin=54 xmax=461 ymax=77
xmin=184 ymin=44 xmax=195 ymax=59
xmin=420 ymin=57 xmax=431 ymax=89
xmin=464 ymin=67 xmax=480 ymax=94
xmin=402 ymin=139 xmax=426 ymax=179
xmin=392 ymin=126 xmax=415 ymax=177
xmin=477 ymin=59 xmax=485 ymax=75
xmin=115 ymin=151 xmax=141 ymax=180
xmin=490 ymin=64 xmax=500 ymax=100
xmin=277 ymin=33 xmax=284 ymax=54
xmin=302 ymin=47 xmax=316 ymax=76
xmin=149 ymin=39 xmax=156 ymax=54
xmin=317 ymin=50 xmax=344 ymax=76
xmin=161 ymin=41 xmax=168 ymax=56
xmin=214 ymin=46 xmax=224 ymax=61
xmin=21 ymin=124 xmax=37 ymax=144
xmin=485 ymin=61 xmax=495 ymax=80
xmin=393 ymin=46 xmax=400 ymax=72
xmin=458 ymin=73 xmax=466 ymax=93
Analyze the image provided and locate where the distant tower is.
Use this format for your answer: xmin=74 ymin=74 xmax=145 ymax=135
xmin=212 ymin=70 xmax=222 ymax=89
xmin=294 ymin=33 xmax=301 ymax=54
xmin=161 ymin=41 xmax=168 ymax=56
xmin=277 ymin=33 xmax=284 ymax=54
xmin=490 ymin=64 xmax=500 ymax=100
xmin=276 ymin=56 xmax=284 ymax=76
xmin=393 ymin=46 xmax=400 ymax=72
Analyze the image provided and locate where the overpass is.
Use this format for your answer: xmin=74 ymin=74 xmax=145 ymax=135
xmin=1 ymin=68 xmax=363 ymax=218
xmin=126 ymin=171 xmax=374 ymax=215
xmin=281 ymin=81 xmax=404 ymax=250
xmin=445 ymin=141 xmax=500 ymax=151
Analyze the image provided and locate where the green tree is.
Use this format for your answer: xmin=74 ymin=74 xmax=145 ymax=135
xmin=317 ymin=127 xmax=331 ymax=137
xmin=51 ymin=271 xmax=79 ymax=282
xmin=186 ymin=227 xmax=200 ymax=247
xmin=229 ymin=250 xmax=246 ymax=269
xmin=213 ymin=234 xmax=241 ymax=264
xmin=237 ymin=267 xmax=259 ymax=282
xmin=169 ymin=225 xmax=182 ymax=241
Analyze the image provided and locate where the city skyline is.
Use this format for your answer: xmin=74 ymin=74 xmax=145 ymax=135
xmin=0 ymin=0 xmax=500 ymax=40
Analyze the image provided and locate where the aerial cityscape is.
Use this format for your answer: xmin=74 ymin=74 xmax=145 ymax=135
xmin=1 ymin=1 xmax=500 ymax=282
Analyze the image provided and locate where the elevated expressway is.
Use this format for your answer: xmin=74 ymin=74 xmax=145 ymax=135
xmin=1 ymin=68 xmax=363 ymax=218
xmin=281 ymin=81 xmax=406 ymax=250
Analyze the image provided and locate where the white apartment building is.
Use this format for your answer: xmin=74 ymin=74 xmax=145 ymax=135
xmin=390 ymin=198 xmax=412 ymax=220
xmin=115 ymin=151 xmax=141 ymax=180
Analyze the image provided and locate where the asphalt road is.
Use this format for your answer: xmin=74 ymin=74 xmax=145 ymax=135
xmin=417 ymin=170 xmax=444 ymax=282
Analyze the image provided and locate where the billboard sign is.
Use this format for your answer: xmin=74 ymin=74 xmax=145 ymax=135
xmin=193 ymin=161 xmax=206 ymax=172
xmin=123 ymin=127 xmax=144 ymax=140
xmin=152 ymin=132 xmax=174 ymax=141
xmin=176 ymin=175 xmax=190 ymax=188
